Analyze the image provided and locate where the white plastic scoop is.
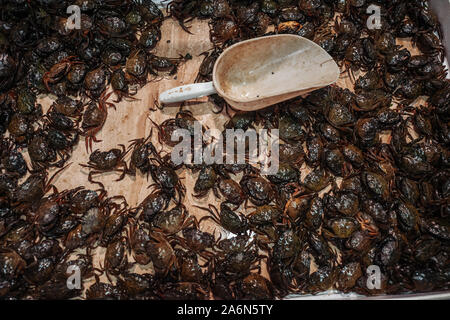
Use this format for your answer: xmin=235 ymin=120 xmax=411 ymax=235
xmin=159 ymin=34 xmax=340 ymax=111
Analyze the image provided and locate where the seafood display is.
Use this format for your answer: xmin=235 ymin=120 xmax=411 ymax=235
xmin=0 ymin=0 xmax=449 ymax=300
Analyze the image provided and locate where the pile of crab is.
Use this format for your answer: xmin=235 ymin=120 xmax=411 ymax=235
xmin=0 ymin=0 xmax=449 ymax=299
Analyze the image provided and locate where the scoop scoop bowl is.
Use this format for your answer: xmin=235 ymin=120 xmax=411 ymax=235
xmin=159 ymin=34 xmax=340 ymax=111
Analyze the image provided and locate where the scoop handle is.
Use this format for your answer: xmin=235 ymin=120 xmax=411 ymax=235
xmin=159 ymin=82 xmax=217 ymax=104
